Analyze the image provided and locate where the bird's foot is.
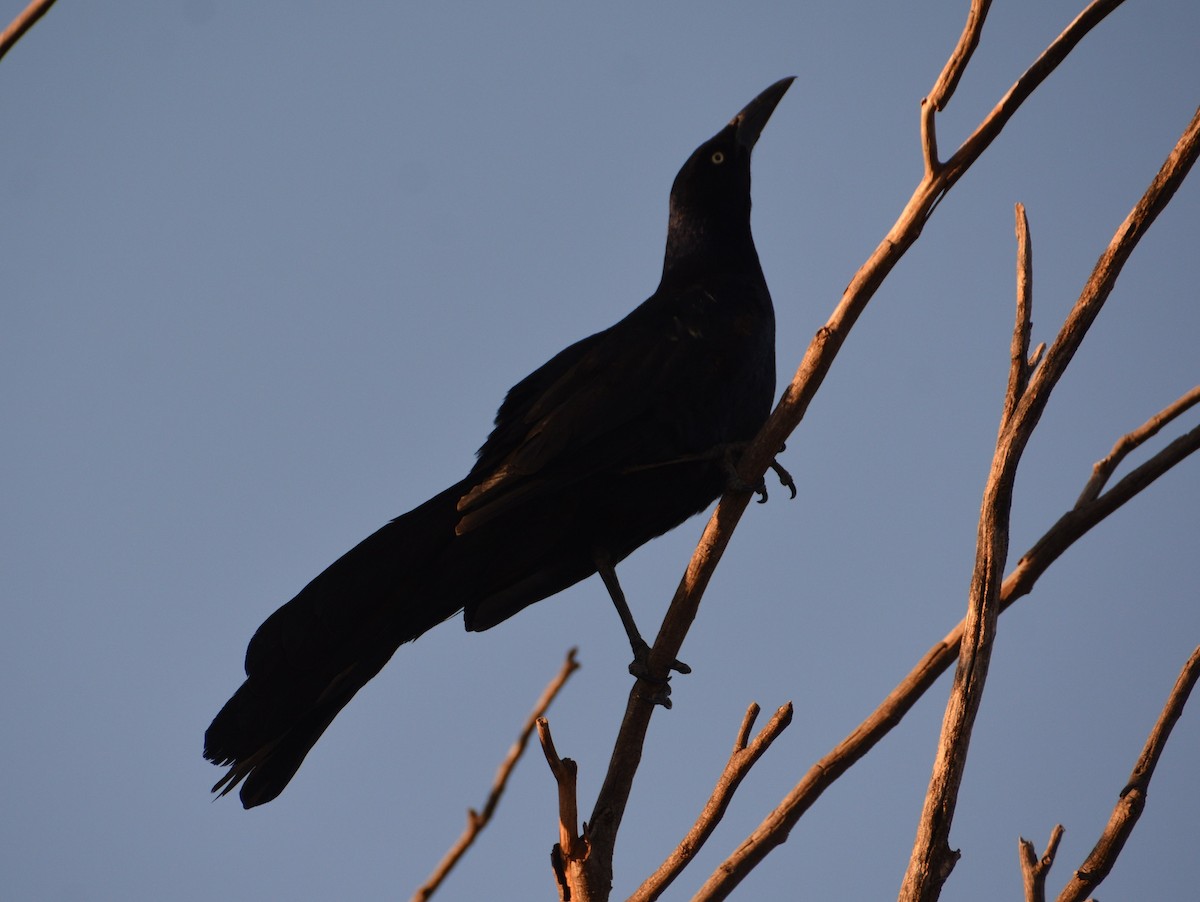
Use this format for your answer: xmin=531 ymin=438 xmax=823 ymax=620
xmin=722 ymin=443 xmax=797 ymax=504
xmin=628 ymin=639 xmax=690 ymax=709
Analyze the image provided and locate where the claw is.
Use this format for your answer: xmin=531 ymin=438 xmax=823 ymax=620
xmin=769 ymin=457 xmax=797 ymax=499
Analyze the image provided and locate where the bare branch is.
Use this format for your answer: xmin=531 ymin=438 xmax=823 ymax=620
xmin=692 ymin=426 xmax=1198 ymax=899
xmin=0 ymin=0 xmax=57 ymax=64
xmin=1019 ymin=825 xmax=1064 ymax=902
xmin=943 ymin=0 xmax=1127 ymax=189
xmin=628 ymin=703 xmax=793 ymax=902
xmin=902 ymin=96 xmax=1200 ymax=902
xmin=1055 ymin=646 xmax=1200 ymax=902
xmin=1002 ymin=203 xmax=1036 ymax=433
xmin=898 ymin=207 xmax=1039 ymax=902
xmin=690 ymin=408 xmax=1200 ymax=901
xmin=1076 ymin=385 xmax=1200 ymax=506
xmin=929 ymin=0 xmax=993 ymax=111
xmin=1010 ymin=419 xmax=1200 ymax=604
xmin=538 ymin=717 xmax=589 ymax=902
xmin=411 ymin=649 xmax=580 ymax=902
xmin=922 ymin=0 xmax=993 ymax=176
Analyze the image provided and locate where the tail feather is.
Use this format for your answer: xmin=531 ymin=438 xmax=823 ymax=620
xmin=204 ymin=481 xmax=468 ymax=807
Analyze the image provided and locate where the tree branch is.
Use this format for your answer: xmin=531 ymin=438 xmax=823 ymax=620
xmin=411 ymin=648 xmax=580 ymax=902
xmin=1076 ymin=385 xmax=1200 ymax=506
xmin=1018 ymin=825 xmax=1064 ymax=902
xmin=897 ymin=205 xmax=1041 ymax=902
xmin=579 ymin=6 xmax=1134 ymax=896
xmin=901 ymin=95 xmax=1200 ymax=902
xmin=930 ymin=0 xmax=992 ymax=112
xmin=1002 ymin=203 xmax=1036 ymax=433
xmin=1055 ymin=646 xmax=1200 ymax=902
xmin=538 ymin=717 xmax=589 ymax=902
xmin=689 ymin=411 xmax=1200 ymax=902
xmin=923 ymin=0 xmax=992 ymax=177
xmin=627 ymin=702 xmax=793 ymax=902
xmin=0 ymin=0 xmax=57 ymax=64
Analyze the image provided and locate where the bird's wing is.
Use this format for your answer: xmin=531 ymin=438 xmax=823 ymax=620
xmin=457 ymin=282 xmax=750 ymax=531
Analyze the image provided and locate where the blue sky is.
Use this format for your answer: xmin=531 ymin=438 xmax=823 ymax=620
xmin=3 ymin=2 xmax=1198 ymax=900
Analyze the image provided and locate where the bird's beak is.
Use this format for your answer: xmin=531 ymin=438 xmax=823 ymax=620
xmin=731 ymin=76 xmax=795 ymax=152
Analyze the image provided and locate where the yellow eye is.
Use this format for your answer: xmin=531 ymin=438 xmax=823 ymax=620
xmin=711 ymin=151 xmax=725 ymax=164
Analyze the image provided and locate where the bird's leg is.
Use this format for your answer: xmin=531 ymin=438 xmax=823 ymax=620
xmin=593 ymin=551 xmax=690 ymax=708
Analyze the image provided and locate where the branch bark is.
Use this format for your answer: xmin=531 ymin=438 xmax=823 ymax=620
xmin=411 ymin=649 xmax=580 ymax=902
xmin=1076 ymin=385 xmax=1200 ymax=506
xmin=900 ymin=97 xmax=1200 ymax=902
xmin=897 ymin=207 xmax=1040 ymax=901
xmin=0 ymin=0 xmax=57 ymax=64
xmin=1055 ymin=646 xmax=1200 ymax=902
xmin=1018 ymin=825 xmax=1064 ymax=902
xmin=538 ymin=717 xmax=589 ymax=901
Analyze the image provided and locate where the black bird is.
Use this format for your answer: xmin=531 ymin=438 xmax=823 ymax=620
xmin=205 ymin=77 xmax=794 ymax=808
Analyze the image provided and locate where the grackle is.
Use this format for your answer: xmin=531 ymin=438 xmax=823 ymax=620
xmin=205 ymin=77 xmax=794 ymax=808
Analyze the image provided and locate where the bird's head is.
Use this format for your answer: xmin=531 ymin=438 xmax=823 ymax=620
xmin=664 ymin=77 xmax=794 ymax=274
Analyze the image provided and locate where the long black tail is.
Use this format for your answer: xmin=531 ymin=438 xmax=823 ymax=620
xmin=203 ymin=480 xmax=469 ymax=808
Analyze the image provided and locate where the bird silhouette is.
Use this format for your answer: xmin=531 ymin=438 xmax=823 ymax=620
xmin=205 ymin=77 xmax=794 ymax=808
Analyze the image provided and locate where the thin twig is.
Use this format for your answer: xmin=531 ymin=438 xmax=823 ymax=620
xmin=538 ymin=717 xmax=588 ymax=901
xmin=0 ymin=0 xmax=57 ymax=64
xmin=1075 ymin=385 xmax=1200 ymax=506
xmin=942 ymin=0 xmax=1127 ymax=190
xmin=1018 ymin=825 xmax=1064 ymax=902
xmin=930 ymin=0 xmax=993 ymax=111
xmin=411 ymin=648 xmax=580 ymax=902
xmin=1055 ymin=646 xmax=1200 ymax=902
xmin=690 ymin=419 xmax=1200 ymax=900
xmin=627 ymin=703 xmax=793 ymax=902
xmin=580 ymin=8 xmax=1134 ymax=895
xmin=1002 ymin=203 xmax=1036 ymax=433
xmin=923 ymin=0 xmax=993 ymax=177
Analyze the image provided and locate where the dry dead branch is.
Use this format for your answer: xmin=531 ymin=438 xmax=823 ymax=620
xmin=1054 ymin=646 xmax=1200 ymax=902
xmin=537 ymin=717 xmax=590 ymax=901
xmin=627 ymin=702 xmax=793 ymax=902
xmin=901 ymin=93 xmax=1200 ymax=902
xmin=1018 ymin=825 xmax=1064 ymax=902
xmin=1076 ymin=385 xmax=1200 ymax=506
xmin=411 ymin=649 xmax=580 ymax=902
xmin=0 ymin=0 xmax=57 ymax=63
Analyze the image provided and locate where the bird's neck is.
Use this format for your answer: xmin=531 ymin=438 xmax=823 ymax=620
xmin=661 ymin=212 xmax=761 ymax=287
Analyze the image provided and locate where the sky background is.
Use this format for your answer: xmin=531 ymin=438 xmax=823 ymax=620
xmin=3 ymin=2 xmax=1198 ymax=900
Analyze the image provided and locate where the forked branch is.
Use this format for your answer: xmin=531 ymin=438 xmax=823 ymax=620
xmin=628 ymin=702 xmax=793 ymax=902
xmin=1076 ymin=385 xmax=1200 ymax=506
xmin=1018 ymin=825 xmax=1064 ymax=902
xmin=411 ymin=649 xmax=580 ymax=902
xmin=897 ymin=206 xmax=1034 ymax=901
xmin=538 ymin=717 xmax=589 ymax=902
